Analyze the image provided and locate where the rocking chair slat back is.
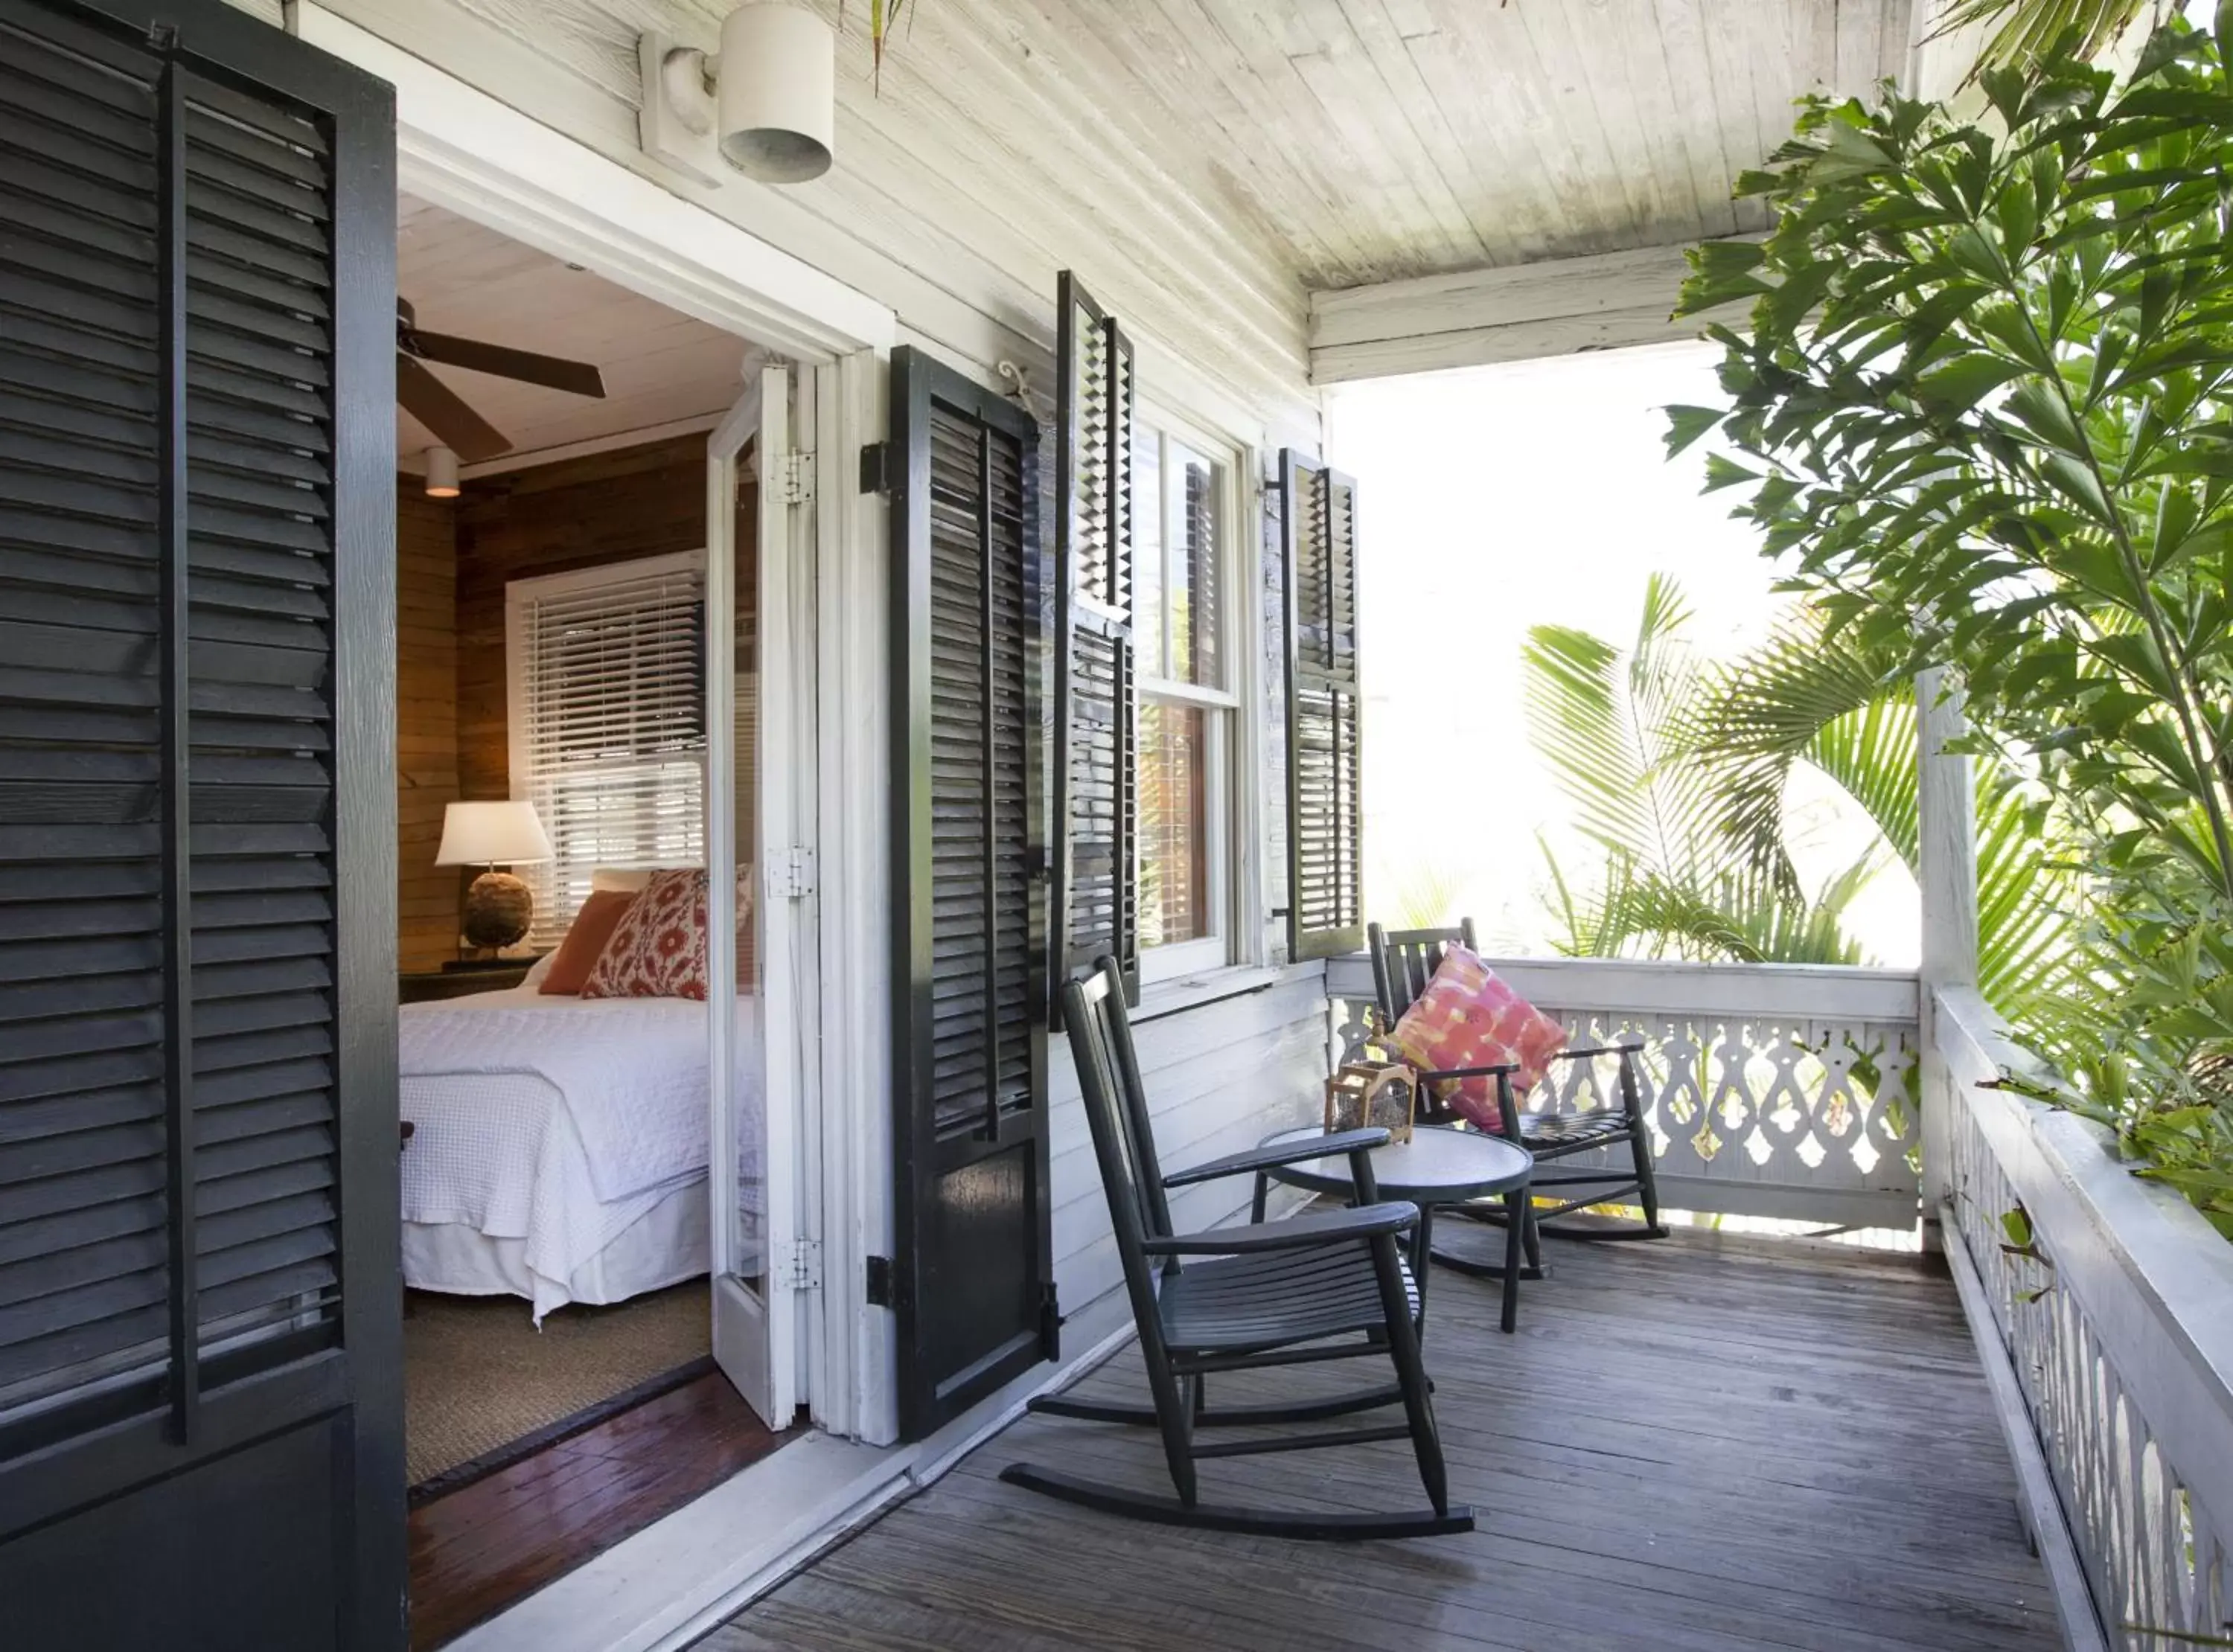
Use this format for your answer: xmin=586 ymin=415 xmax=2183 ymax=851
xmin=1064 ymin=963 xmax=1176 ymax=1350
xmin=1369 ymin=918 xmax=1480 ymax=1028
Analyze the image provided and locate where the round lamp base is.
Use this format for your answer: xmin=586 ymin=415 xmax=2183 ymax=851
xmin=461 ymin=871 xmax=534 ymax=951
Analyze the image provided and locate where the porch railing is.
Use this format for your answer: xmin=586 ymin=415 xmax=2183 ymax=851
xmin=1932 ymin=985 xmax=2233 ymax=1652
xmin=1323 ymin=955 xmax=1922 ymax=1232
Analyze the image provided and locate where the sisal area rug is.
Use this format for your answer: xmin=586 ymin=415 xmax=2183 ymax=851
xmin=404 ymin=1279 xmax=712 ymax=1497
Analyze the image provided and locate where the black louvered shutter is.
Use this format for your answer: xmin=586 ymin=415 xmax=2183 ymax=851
xmin=0 ymin=1 xmax=400 ymax=1644
xmin=889 ymin=347 xmax=1052 ymax=1441
xmin=1280 ymin=451 xmax=1364 ymax=959
xmin=1052 ymin=272 xmax=1137 ymax=1006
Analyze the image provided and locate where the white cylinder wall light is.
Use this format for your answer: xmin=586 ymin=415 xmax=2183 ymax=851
xmin=422 ymin=445 xmax=459 ymax=499
xmin=717 ymin=3 xmax=834 ymax=183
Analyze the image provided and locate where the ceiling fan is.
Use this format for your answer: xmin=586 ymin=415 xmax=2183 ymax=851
xmin=396 ymin=298 xmax=608 ymax=464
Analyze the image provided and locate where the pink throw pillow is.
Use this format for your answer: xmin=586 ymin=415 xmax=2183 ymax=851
xmin=1387 ymin=945 xmax=1568 ymax=1132
xmin=579 ymin=868 xmax=709 ymax=1001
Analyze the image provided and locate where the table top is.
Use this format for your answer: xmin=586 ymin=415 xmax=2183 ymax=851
xmin=1259 ymin=1123 xmax=1531 ymax=1202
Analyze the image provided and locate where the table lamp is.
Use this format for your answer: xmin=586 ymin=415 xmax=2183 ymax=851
xmin=435 ymin=801 xmax=554 ymax=951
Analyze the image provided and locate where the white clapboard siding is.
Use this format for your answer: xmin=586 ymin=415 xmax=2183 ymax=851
xmin=1047 ymin=969 xmax=1332 ymax=1319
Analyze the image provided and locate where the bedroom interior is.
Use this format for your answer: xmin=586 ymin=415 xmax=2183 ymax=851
xmin=385 ymin=193 xmax=799 ymax=1649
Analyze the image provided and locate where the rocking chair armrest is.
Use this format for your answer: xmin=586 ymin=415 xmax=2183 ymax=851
xmin=1139 ymin=1200 xmax=1422 ymax=1257
xmin=1163 ymin=1127 xmax=1391 ymax=1189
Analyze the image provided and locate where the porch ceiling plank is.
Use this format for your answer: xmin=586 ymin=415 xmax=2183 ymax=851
xmin=1413 ymin=0 xmax=1628 ymax=263
xmin=1093 ymin=0 xmax=1388 ymax=287
xmin=1315 ymin=0 xmax=1501 ymax=263
xmin=1271 ymin=0 xmax=1491 ymax=273
xmin=1306 ymin=240 xmax=1754 ymax=383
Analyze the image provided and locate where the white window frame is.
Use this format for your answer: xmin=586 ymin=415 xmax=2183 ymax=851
xmin=503 ymin=548 xmax=710 ymax=945
xmin=1134 ymin=406 xmax=1248 ymax=987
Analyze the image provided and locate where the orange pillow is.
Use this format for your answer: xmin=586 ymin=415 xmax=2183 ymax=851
xmin=537 ymin=889 xmax=639 ymax=995
xmin=1388 ymin=945 xmax=1568 ymax=1133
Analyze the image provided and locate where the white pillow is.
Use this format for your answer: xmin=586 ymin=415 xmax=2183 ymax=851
xmin=523 ymin=950 xmax=559 ymax=987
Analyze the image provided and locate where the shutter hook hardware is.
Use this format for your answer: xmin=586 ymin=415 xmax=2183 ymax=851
xmin=147 ymin=21 xmax=178 ymax=48
xmin=995 ymin=360 xmax=1037 ymax=413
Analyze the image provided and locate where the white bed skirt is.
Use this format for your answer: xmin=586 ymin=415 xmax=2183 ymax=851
xmin=402 ymin=1177 xmax=710 ymax=1320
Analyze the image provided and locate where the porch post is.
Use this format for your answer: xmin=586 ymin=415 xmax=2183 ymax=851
xmin=1915 ymin=666 xmax=1978 ymax=1229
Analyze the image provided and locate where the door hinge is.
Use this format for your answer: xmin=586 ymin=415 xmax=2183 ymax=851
xmin=858 ymin=441 xmax=893 ymax=496
xmin=774 ymin=1238 xmax=822 ymax=1291
xmin=773 ymin=450 xmax=814 ymax=505
xmin=766 ymin=846 xmax=817 ymax=899
xmin=865 ymin=1254 xmax=895 ymax=1309
xmin=1038 ymin=1281 xmax=1063 ymax=1360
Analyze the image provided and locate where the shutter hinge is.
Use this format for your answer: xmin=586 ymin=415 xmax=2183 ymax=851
xmin=865 ymin=1254 xmax=895 ymax=1309
xmin=774 ymin=451 xmax=815 ymax=505
xmin=1038 ymin=1281 xmax=1063 ymax=1359
xmin=774 ymin=1238 xmax=822 ymax=1292
xmin=858 ymin=441 xmax=893 ymax=496
xmin=766 ymin=847 xmax=817 ymax=899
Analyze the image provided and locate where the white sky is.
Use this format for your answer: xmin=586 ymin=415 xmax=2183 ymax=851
xmin=1323 ymin=340 xmax=1920 ymax=965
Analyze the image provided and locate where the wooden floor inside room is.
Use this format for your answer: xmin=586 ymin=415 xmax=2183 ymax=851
xmin=409 ymin=1372 xmax=797 ymax=1651
xmin=709 ymin=1229 xmax=2056 ymax=1652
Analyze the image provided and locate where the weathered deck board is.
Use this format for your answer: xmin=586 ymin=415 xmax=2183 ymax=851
xmin=710 ymin=1230 xmax=2057 ymax=1652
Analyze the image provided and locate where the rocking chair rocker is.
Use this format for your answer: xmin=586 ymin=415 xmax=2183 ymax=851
xmin=1000 ymin=958 xmax=1475 ymax=1540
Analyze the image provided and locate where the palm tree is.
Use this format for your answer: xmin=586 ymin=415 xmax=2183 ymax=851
xmin=1523 ymin=575 xmax=1882 ymax=966
xmin=1524 ymin=576 xmax=2081 ymax=1020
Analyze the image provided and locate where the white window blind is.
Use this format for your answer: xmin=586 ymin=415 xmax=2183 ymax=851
xmin=506 ymin=554 xmax=707 ymax=947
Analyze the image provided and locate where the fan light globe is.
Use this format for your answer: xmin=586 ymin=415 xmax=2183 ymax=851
xmin=716 ymin=4 xmax=834 ymax=184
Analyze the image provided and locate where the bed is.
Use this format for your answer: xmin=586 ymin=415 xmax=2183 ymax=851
xmin=397 ymin=983 xmax=763 ymax=1322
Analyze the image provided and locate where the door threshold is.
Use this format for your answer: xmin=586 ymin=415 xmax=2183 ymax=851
xmin=441 ymin=1291 xmax=1136 ymax=1652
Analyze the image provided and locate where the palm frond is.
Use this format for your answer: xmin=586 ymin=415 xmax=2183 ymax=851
xmin=1804 ymin=697 xmax=1922 ymax=871
xmin=1522 ymin=623 xmax=1655 ymax=860
xmin=1678 ymin=614 xmax=1908 ymax=877
xmin=1929 ymin=0 xmax=2153 ymax=77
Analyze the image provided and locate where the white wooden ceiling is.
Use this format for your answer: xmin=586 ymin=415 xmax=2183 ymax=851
xmin=394 ymin=192 xmax=757 ymax=470
xmin=1113 ymin=0 xmax=1917 ymax=289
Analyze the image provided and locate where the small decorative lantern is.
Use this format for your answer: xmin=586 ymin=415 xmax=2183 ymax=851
xmin=1323 ymin=1057 xmax=1419 ymax=1144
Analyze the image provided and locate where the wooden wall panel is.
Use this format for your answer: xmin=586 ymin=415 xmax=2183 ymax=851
xmin=397 ymin=481 xmax=460 ymax=973
xmin=454 ymin=435 xmax=709 ymax=803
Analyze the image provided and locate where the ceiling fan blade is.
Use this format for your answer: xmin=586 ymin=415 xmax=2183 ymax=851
xmin=397 ymin=353 xmax=511 ymax=463
xmin=407 ymin=330 xmax=607 ymax=399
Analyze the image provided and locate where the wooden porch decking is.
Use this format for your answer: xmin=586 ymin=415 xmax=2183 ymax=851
xmin=710 ymin=1229 xmax=2057 ymax=1652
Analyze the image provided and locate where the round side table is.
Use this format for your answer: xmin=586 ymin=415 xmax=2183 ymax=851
xmin=1256 ymin=1124 xmax=1535 ymax=1334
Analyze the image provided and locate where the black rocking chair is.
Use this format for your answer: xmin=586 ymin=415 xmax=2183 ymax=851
xmin=1370 ymin=920 xmax=1667 ymax=1260
xmin=1000 ymin=957 xmax=1475 ymax=1540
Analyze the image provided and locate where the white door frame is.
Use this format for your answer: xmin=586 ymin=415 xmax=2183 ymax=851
xmin=298 ymin=4 xmax=899 ymax=1438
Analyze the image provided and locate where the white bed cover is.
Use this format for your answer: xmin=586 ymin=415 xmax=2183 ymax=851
xmin=398 ymin=985 xmax=763 ymax=1322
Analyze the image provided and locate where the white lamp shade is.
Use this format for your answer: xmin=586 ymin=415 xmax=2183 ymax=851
xmin=717 ymin=3 xmax=834 ymax=183
xmin=435 ymin=801 xmax=553 ymax=867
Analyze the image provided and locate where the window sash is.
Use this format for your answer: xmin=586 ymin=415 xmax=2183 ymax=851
xmin=505 ymin=552 xmax=708 ymax=948
xmin=1134 ymin=414 xmax=1238 ymax=972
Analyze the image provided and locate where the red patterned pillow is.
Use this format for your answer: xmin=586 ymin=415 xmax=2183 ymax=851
xmin=1387 ymin=945 xmax=1568 ymax=1132
xmin=579 ymin=868 xmax=709 ymax=1001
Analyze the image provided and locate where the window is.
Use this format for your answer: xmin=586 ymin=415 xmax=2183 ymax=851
xmin=1134 ymin=419 xmax=1237 ymax=979
xmin=505 ymin=551 xmax=707 ymax=947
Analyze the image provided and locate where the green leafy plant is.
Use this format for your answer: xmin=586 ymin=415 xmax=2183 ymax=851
xmin=1523 ymin=574 xmax=1882 ymax=964
xmin=1668 ymin=21 xmax=2233 ymax=1236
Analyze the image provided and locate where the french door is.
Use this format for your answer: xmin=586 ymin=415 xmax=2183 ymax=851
xmin=705 ymin=365 xmax=814 ymax=1427
xmin=0 ymin=0 xmax=403 ymax=1643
